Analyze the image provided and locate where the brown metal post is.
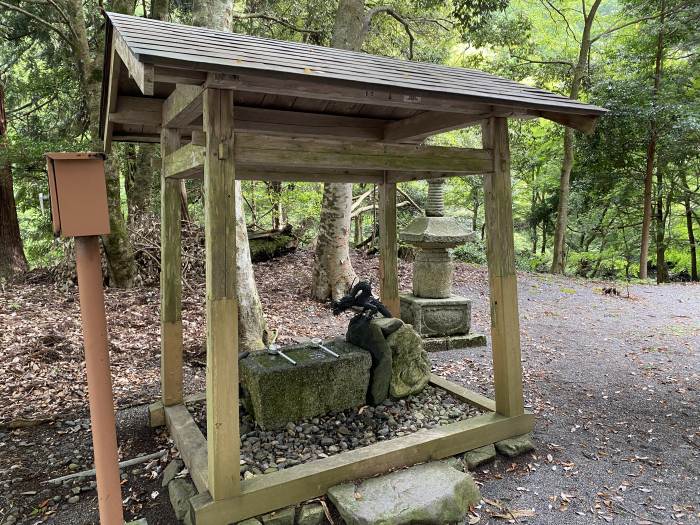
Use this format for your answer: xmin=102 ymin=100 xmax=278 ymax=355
xmin=74 ymin=235 xmax=124 ymax=525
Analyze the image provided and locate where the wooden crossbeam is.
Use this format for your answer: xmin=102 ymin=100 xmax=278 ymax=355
xmin=113 ymin=32 xmax=153 ymax=96
xmin=112 ymin=96 xmax=387 ymax=141
xmin=383 ymin=111 xmax=489 ymax=143
xmin=163 ymin=136 xmax=493 ymax=179
xmin=162 ymin=85 xmax=204 ymax=128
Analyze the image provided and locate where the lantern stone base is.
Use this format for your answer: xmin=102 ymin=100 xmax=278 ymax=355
xmin=400 ymin=294 xmax=486 ymax=352
xmin=240 ymin=339 xmax=371 ymax=429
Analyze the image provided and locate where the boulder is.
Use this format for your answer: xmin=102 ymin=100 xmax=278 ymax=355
xmin=327 ymin=462 xmax=480 ymax=525
xmin=386 ymin=324 xmax=431 ymax=398
xmin=463 ymin=444 xmax=497 ymax=470
xmin=495 ymin=434 xmax=535 ymax=457
xmin=296 ymin=502 xmax=326 ymax=525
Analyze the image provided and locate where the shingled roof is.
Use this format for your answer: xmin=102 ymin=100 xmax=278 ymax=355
xmin=100 ymin=12 xmax=606 ymax=145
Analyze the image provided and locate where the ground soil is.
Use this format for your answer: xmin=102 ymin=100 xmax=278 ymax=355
xmin=0 ymin=250 xmax=697 ymax=524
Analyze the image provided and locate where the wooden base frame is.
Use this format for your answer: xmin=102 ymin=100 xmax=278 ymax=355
xmin=161 ymin=376 xmax=533 ymax=524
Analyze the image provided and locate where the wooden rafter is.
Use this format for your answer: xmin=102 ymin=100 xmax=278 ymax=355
xmin=383 ymin=110 xmax=490 ymax=143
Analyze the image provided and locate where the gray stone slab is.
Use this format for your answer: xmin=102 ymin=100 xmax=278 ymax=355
xmin=168 ymin=478 xmax=196 ymax=522
xmin=327 ymin=461 xmax=481 ymax=525
xmin=495 ymin=433 xmax=535 ymax=457
xmin=464 ymin=444 xmax=497 ymax=470
xmin=241 ymin=338 xmax=371 ymax=429
xmin=422 ymin=333 xmax=487 ymax=352
xmin=237 ymin=520 xmax=263 ymax=525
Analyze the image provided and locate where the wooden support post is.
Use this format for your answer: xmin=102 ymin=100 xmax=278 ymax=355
xmin=160 ymin=128 xmax=183 ymax=407
xmin=482 ymin=117 xmax=524 ymax=417
xmin=203 ymin=87 xmax=240 ymax=501
xmin=379 ymin=180 xmax=400 ymax=316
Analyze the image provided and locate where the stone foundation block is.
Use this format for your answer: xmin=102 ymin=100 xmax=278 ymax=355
xmin=241 ymin=338 xmax=371 ymax=429
xmin=464 ymin=444 xmax=497 ymax=470
xmin=400 ymin=294 xmax=471 ymax=337
xmin=296 ymin=502 xmax=326 ymax=525
xmin=422 ymin=333 xmax=487 ymax=352
xmin=261 ymin=507 xmax=296 ymax=525
xmin=495 ymin=433 xmax=535 ymax=457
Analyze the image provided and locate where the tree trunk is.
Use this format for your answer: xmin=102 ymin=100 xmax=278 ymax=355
xmin=550 ymin=0 xmax=602 ymax=274
xmin=640 ymin=3 xmax=665 ymax=279
xmin=68 ymin=0 xmax=137 ymax=287
xmin=655 ymin=163 xmax=669 ymax=284
xmin=192 ymin=0 xmax=267 ymax=351
xmin=0 ymin=151 xmax=28 ymax=280
xmin=311 ymin=0 xmax=369 ymax=300
xmin=684 ymin=189 xmax=698 ymax=281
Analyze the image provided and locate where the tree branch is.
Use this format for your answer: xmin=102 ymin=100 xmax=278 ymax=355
xmin=510 ymin=53 xmax=574 ymax=69
xmin=0 ymin=0 xmax=74 ymax=48
xmin=364 ymin=6 xmax=415 ymax=59
xmin=231 ymin=12 xmax=323 ymax=37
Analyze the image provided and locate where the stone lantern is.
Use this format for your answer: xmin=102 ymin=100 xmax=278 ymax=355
xmin=399 ymin=179 xmax=486 ymax=351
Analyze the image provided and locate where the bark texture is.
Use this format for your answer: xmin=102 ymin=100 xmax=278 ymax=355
xmin=0 ymin=154 xmax=28 ymax=280
xmin=310 ymin=0 xmax=369 ymax=300
xmin=550 ymin=0 xmax=601 ymax=274
xmin=193 ymin=0 xmax=267 ymax=351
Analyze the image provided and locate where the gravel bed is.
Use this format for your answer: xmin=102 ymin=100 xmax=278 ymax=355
xmin=189 ymin=385 xmax=481 ymax=479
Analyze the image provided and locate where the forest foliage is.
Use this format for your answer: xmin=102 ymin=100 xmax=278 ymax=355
xmin=0 ymin=0 xmax=698 ymax=284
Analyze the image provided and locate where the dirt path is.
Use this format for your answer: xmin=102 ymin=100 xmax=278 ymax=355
xmin=0 ymin=251 xmax=697 ymax=524
xmin=442 ymin=268 xmax=700 ymax=524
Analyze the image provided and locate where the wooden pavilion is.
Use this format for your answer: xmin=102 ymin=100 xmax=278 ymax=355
xmin=99 ymin=12 xmax=605 ymax=524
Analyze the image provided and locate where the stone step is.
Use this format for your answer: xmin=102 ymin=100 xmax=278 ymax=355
xmin=327 ymin=461 xmax=481 ymax=525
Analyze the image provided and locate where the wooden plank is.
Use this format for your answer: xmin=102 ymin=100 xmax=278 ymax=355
xmin=378 ymin=181 xmax=399 ymax=316
xmin=164 ymin=404 xmax=209 ymax=493
xmin=103 ymin=40 xmax=121 ymax=153
xmin=163 ymin=136 xmax=492 ymax=179
xmin=386 ymin=170 xmax=484 ymax=183
xmin=429 ymin=374 xmax=496 ymax=412
xmin=160 ymin=127 xmax=183 ymax=407
xmin=148 ymin=391 xmax=207 ymax=428
xmin=383 ymin=111 xmax=490 ymax=143
xmin=110 ymin=96 xmax=162 ymax=127
xmin=482 ymin=117 xmax=524 ymax=417
xmin=162 ymin=84 xmax=204 ymax=128
xmin=112 ymin=97 xmax=387 ymax=141
xmin=533 ymin=109 xmax=598 ymax=134
xmin=203 ymin=87 xmax=240 ymax=501
xmin=113 ymin=30 xmax=154 ymax=96
xmin=190 ymin=411 xmax=534 ymax=523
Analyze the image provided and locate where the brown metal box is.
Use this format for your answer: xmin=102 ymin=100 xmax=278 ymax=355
xmin=46 ymin=152 xmax=110 ymax=238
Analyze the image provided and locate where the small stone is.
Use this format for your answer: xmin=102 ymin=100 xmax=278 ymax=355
xmin=68 ymin=463 xmax=79 ymax=471
xmin=495 ymin=434 xmax=535 ymax=457
xmin=5 ymin=516 xmax=17 ymax=525
xmin=71 ymin=486 xmax=81 ymax=495
xmin=442 ymin=456 xmax=463 ymax=471
xmin=161 ymin=459 xmax=184 ymax=487
xmin=463 ymin=444 xmax=497 ymax=470
xmin=168 ymin=478 xmax=196 ymax=521
xmin=297 ymin=502 xmax=325 ymax=525
xmin=237 ymin=519 xmax=262 ymax=525
xmin=260 ymin=506 xmax=295 ymax=525
xmin=68 ymin=495 xmax=79 ymax=504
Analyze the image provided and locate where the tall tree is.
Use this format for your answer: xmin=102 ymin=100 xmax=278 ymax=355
xmin=639 ymin=2 xmax=666 ymax=279
xmin=550 ymin=0 xmax=602 ymax=274
xmin=0 ymin=80 xmax=28 ymax=280
xmin=191 ymin=0 xmax=268 ymax=351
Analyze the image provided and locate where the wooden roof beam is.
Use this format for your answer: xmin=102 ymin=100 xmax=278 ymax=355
xmin=163 ymin=133 xmax=493 ymax=179
xmin=383 ymin=111 xmax=490 ymax=143
xmin=162 ymin=85 xmax=204 ymax=128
